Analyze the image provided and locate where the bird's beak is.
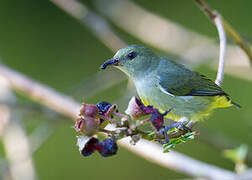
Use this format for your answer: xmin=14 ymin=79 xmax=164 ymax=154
xmin=100 ymin=58 xmax=120 ymax=69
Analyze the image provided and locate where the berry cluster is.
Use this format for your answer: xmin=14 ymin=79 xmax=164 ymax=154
xmin=74 ymin=97 xmax=194 ymax=158
xmin=75 ymin=102 xmax=120 ymax=157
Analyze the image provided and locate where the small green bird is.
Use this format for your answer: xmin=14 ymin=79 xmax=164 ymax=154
xmin=101 ymin=45 xmax=240 ymax=124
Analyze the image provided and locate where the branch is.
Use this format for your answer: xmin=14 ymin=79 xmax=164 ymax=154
xmin=0 ymin=65 xmax=80 ymax=119
xmin=236 ymin=168 xmax=252 ymax=180
xmin=195 ymin=0 xmax=252 ymax=66
xmin=214 ymin=15 xmax=226 ymax=86
xmin=0 ymin=77 xmax=37 ymax=180
xmin=0 ymin=64 xmax=237 ymax=179
xmin=193 ymin=0 xmax=228 ymax=86
xmin=120 ymin=138 xmax=236 ymax=180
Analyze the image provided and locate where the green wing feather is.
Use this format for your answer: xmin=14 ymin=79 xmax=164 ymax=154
xmin=158 ymin=66 xmax=227 ymax=97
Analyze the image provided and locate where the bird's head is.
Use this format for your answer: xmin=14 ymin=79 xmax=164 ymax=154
xmin=100 ymin=45 xmax=158 ymax=78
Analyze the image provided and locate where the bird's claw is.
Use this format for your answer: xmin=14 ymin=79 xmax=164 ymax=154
xmin=157 ymin=120 xmax=191 ymax=144
xmin=156 ymin=126 xmax=170 ymax=144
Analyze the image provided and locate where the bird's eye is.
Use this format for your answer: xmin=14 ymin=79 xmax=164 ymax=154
xmin=127 ymin=51 xmax=137 ymax=60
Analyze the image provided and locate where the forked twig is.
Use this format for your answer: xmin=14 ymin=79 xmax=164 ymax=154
xmin=195 ymin=0 xmax=252 ymax=65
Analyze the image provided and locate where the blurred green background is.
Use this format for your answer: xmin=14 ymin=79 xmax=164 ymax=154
xmin=0 ymin=0 xmax=251 ymax=179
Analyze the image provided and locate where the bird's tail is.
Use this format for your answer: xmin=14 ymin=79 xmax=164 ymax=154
xmin=231 ymin=100 xmax=241 ymax=109
xmin=213 ymin=96 xmax=241 ymax=109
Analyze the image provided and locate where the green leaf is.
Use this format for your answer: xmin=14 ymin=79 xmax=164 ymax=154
xmin=162 ymin=132 xmax=195 ymax=153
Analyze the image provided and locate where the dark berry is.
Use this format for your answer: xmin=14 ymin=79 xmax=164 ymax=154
xmin=81 ymin=137 xmax=99 ymax=157
xmin=96 ymin=102 xmax=112 ymax=115
xmin=97 ymin=139 xmax=118 ymax=157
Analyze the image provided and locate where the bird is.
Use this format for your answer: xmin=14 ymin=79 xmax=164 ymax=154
xmin=100 ymin=45 xmax=240 ymax=133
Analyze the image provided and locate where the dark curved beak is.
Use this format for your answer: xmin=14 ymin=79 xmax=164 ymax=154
xmin=100 ymin=59 xmax=120 ymax=69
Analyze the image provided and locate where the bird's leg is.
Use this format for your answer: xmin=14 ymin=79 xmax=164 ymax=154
xmin=157 ymin=122 xmax=181 ymax=144
xmin=157 ymin=117 xmax=191 ymax=144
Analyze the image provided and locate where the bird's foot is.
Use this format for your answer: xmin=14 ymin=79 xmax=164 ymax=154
xmin=157 ymin=119 xmax=191 ymax=144
xmin=176 ymin=118 xmax=192 ymax=132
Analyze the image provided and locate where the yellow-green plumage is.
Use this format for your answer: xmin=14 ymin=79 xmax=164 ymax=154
xmin=101 ymin=45 xmax=239 ymax=122
xmin=140 ymin=95 xmax=232 ymax=121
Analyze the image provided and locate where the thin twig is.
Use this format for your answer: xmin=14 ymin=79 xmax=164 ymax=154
xmin=193 ymin=1 xmax=228 ymax=86
xmin=214 ymin=15 xmax=226 ymax=86
xmin=0 ymin=78 xmax=37 ymax=180
xmin=0 ymin=64 xmax=237 ymax=179
xmin=195 ymin=0 xmax=252 ymax=65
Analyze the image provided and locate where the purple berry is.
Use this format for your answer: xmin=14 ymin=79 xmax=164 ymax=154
xmin=97 ymin=139 xmax=118 ymax=157
xmin=96 ymin=102 xmax=112 ymax=115
xmin=81 ymin=137 xmax=99 ymax=157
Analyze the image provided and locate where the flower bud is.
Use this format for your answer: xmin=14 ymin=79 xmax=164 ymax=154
xmin=125 ymin=96 xmax=147 ymax=120
xmin=83 ymin=116 xmax=100 ymax=136
xmin=80 ymin=104 xmax=99 ymax=117
xmin=74 ymin=118 xmax=84 ymax=132
xmin=74 ymin=116 xmax=100 ymax=136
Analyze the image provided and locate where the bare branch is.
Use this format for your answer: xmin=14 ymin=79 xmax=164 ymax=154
xmin=0 ymin=65 xmax=80 ymax=119
xmin=120 ymin=138 xmax=236 ymax=180
xmin=193 ymin=0 xmax=228 ymax=86
xmin=0 ymin=77 xmax=37 ymax=180
xmin=3 ymin=121 xmax=38 ymax=180
xmin=214 ymin=15 xmax=226 ymax=86
xmin=236 ymin=169 xmax=252 ymax=180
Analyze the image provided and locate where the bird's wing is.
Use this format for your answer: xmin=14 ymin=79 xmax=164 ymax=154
xmin=157 ymin=71 xmax=227 ymax=97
